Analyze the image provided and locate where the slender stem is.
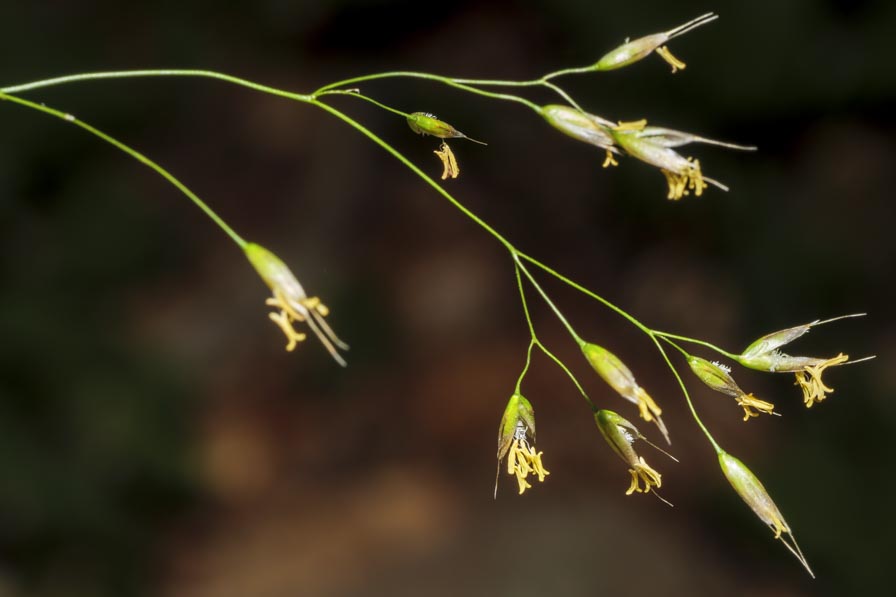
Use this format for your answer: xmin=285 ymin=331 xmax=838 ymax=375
xmin=515 ymin=339 xmax=536 ymax=394
xmin=317 ymin=90 xmax=411 ymax=118
xmin=650 ymin=335 xmax=720 ymax=452
xmin=541 ymin=65 xmax=600 ymax=81
xmin=518 ymin=252 xmax=652 ymax=335
xmin=2 ymin=69 xmax=311 ymax=103
xmin=312 ymin=71 xmax=541 ymax=113
xmin=314 ymin=70 xmax=541 ymax=94
xmin=514 ymin=256 xmax=583 ymax=344
xmin=515 ymin=263 xmax=593 ymax=407
xmin=515 ymin=262 xmax=538 ymax=339
xmin=658 ymin=336 xmax=692 ymax=359
xmin=652 ymin=331 xmax=738 ymax=359
xmin=538 ymin=342 xmax=593 ymax=409
xmin=454 ymin=72 xmax=596 ymax=110
xmin=0 ymin=91 xmax=246 ymax=248
xmin=541 ymin=81 xmax=585 ymax=112
xmin=313 ymin=64 xmax=601 ymax=93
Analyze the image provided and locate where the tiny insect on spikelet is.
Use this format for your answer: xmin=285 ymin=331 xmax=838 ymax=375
xmin=594 ymin=12 xmax=718 ymax=73
xmin=609 ymin=121 xmax=755 ymax=200
xmin=495 ymin=393 xmax=549 ymax=497
xmin=687 ymin=356 xmax=777 ymax=421
xmin=594 ymin=409 xmax=676 ymax=506
xmin=245 ymin=242 xmax=349 ymax=366
xmin=407 ymin=112 xmax=486 ymax=180
xmin=735 ymin=314 xmax=872 ymax=407
xmin=718 ymin=450 xmax=814 ymax=577
xmin=581 ymin=342 xmax=670 ymax=444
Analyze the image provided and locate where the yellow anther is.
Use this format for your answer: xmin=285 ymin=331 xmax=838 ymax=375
xmin=795 ymin=353 xmax=849 ymax=407
xmin=737 ymin=394 xmax=777 ymax=421
xmin=769 ymin=512 xmax=786 ymax=539
xmin=301 ymin=296 xmax=330 ymax=317
xmin=615 ymin=119 xmax=648 ymax=131
xmin=434 ymin=141 xmax=459 ymax=180
xmin=245 ymin=242 xmax=348 ymax=365
xmin=268 ymin=310 xmax=307 ymax=351
xmin=656 ymin=45 xmax=687 ymax=73
xmin=661 ymin=159 xmax=705 ymax=200
xmin=635 ymin=387 xmax=662 ymax=423
xmin=687 ymin=158 xmax=706 ymax=196
xmin=626 ymin=456 xmax=662 ymax=495
xmin=602 ymin=150 xmax=619 ymax=168
xmin=506 ymin=438 xmax=550 ymax=495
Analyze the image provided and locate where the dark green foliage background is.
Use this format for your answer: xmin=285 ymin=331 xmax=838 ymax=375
xmin=1 ymin=1 xmax=894 ymax=595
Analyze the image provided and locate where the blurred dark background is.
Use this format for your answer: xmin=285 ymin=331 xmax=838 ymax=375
xmin=1 ymin=1 xmax=894 ymax=595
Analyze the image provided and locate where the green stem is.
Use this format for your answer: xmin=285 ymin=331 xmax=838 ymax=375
xmin=514 ymin=256 xmax=583 ymax=344
xmin=537 ymin=341 xmax=593 ymax=409
xmin=0 ymin=91 xmax=246 ymax=248
xmin=2 ymin=69 xmax=311 ymax=103
xmin=650 ymin=335 xmax=721 ymax=453
xmin=652 ymin=331 xmax=738 ymax=360
xmin=515 ymin=262 xmax=538 ymax=339
xmin=312 ymin=71 xmax=540 ymax=113
xmin=518 ymin=253 xmax=652 ymax=335
xmin=310 ymin=64 xmax=606 ymax=113
xmin=317 ymin=89 xmax=411 ymax=118
xmin=541 ymin=80 xmax=584 ymax=112
xmin=541 ymin=66 xmax=600 ymax=80
xmin=515 ymin=340 xmax=536 ymax=394
xmin=313 ymin=64 xmax=599 ymax=92
xmin=658 ymin=336 xmax=692 ymax=359
xmin=515 ymin=263 xmax=593 ymax=408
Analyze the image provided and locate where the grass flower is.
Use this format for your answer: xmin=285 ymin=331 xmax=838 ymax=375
xmin=407 ymin=111 xmax=485 ymax=144
xmin=582 ymin=342 xmax=669 ymax=443
xmin=595 ymin=410 xmax=675 ymax=505
xmin=594 ymin=12 xmax=718 ymax=73
xmin=687 ymin=356 xmax=777 ymax=421
xmin=736 ymin=314 xmax=870 ymax=407
xmin=245 ymin=242 xmax=349 ymax=366
xmin=407 ymin=112 xmax=485 ymax=180
xmin=496 ymin=393 xmax=549 ymax=497
xmin=718 ymin=450 xmax=814 ymax=577
xmin=609 ymin=121 xmax=753 ymax=200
